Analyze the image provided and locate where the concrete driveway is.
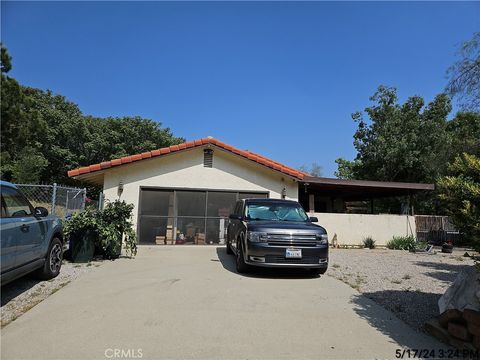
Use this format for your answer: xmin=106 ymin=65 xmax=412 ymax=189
xmin=2 ymin=246 xmax=444 ymax=360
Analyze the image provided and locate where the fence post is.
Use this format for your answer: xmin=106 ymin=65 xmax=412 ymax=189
xmin=65 ymin=190 xmax=69 ymax=216
xmin=82 ymin=188 xmax=87 ymax=210
xmin=51 ymin=183 xmax=57 ymax=215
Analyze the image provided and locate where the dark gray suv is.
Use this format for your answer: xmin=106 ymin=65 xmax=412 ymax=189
xmin=226 ymin=199 xmax=328 ymax=275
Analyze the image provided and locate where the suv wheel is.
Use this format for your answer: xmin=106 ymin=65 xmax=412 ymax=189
xmin=226 ymin=239 xmax=233 ymax=254
xmin=236 ymin=236 xmax=249 ymax=273
xmin=35 ymin=237 xmax=63 ymax=280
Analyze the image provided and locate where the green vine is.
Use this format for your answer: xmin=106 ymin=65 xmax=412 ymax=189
xmin=64 ymin=200 xmax=137 ymax=259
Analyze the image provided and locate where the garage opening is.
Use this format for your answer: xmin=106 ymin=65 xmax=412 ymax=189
xmin=138 ymin=189 xmax=268 ymax=245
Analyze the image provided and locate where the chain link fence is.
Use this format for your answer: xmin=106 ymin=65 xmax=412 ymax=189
xmin=17 ymin=183 xmax=87 ymax=219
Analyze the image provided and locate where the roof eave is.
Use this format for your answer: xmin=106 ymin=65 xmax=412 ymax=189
xmin=301 ymin=176 xmax=435 ymax=191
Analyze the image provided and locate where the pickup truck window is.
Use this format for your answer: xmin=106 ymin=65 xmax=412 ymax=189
xmin=2 ymin=187 xmax=33 ymax=217
xmin=245 ymin=202 xmax=309 ymax=222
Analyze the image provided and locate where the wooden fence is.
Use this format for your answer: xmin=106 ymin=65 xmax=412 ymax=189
xmin=415 ymin=215 xmax=461 ymax=244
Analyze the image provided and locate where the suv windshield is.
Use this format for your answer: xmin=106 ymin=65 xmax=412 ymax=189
xmin=245 ymin=202 xmax=309 ymax=222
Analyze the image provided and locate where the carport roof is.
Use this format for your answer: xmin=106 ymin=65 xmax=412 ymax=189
xmin=300 ymin=176 xmax=434 ymax=200
xmin=67 ymin=136 xmax=309 ymax=182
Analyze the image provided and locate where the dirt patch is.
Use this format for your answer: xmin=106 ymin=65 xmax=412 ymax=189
xmin=328 ymin=248 xmax=476 ymax=332
xmin=1 ymin=260 xmax=103 ymax=328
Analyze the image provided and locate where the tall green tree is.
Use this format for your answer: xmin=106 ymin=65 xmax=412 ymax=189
xmin=446 ymin=112 xmax=480 ymax=159
xmin=1 ymin=45 xmax=47 ymax=183
xmin=335 ymin=86 xmax=451 ymax=183
xmin=446 ymin=32 xmax=480 ymax=111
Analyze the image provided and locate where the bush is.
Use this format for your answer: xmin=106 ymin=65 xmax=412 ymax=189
xmin=386 ymin=235 xmax=416 ymax=250
xmin=64 ymin=200 xmax=137 ymax=259
xmin=438 ymin=153 xmax=480 ymax=252
xmin=362 ymin=236 xmax=376 ymax=249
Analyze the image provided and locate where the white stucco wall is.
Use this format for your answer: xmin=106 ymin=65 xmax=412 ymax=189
xmin=101 ymin=147 xmax=299 ymax=229
xmin=312 ymin=212 xmax=416 ymax=246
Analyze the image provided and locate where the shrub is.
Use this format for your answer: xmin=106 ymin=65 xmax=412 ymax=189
xmin=386 ymin=235 xmax=416 ymax=250
xmin=64 ymin=200 xmax=137 ymax=259
xmin=438 ymin=153 xmax=480 ymax=252
xmin=362 ymin=236 xmax=376 ymax=249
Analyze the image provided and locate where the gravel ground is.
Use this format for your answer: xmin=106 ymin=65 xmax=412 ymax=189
xmin=328 ymin=248 xmax=476 ymax=332
xmin=1 ymin=260 xmax=104 ymax=328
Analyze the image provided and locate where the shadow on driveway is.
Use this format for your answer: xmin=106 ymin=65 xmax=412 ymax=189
xmin=215 ymin=247 xmax=321 ymax=279
xmin=1 ymin=275 xmax=41 ymax=306
xmin=351 ymin=292 xmax=449 ymax=350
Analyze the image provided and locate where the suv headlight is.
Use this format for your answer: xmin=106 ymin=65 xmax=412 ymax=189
xmin=316 ymin=234 xmax=328 ymax=245
xmin=247 ymin=231 xmax=267 ymax=243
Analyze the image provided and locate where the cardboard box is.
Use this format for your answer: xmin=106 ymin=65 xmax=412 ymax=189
xmin=155 ymin=236 xmax=166 ymax=245
xmin=196 ymin=233 xmax=206 ymax=245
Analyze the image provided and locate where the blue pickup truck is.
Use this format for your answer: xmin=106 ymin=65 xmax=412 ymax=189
xmin=1 ymin=181 xmax=64 ymax=285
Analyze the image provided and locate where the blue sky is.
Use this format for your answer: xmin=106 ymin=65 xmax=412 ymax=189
xmin=2 ymin=1 xmax=479 ymax=177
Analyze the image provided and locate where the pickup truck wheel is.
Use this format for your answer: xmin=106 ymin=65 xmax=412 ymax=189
xmin=236 ymin=237 xmax=249 ymax=273
xmin=226 ymin=239 xmax=233 ymax=254
xmin=35 ymin=237 xmax=63 ymax=280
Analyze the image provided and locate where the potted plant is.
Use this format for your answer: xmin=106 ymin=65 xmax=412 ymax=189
xmin=64 ymin=200 xmax=137 ymax=261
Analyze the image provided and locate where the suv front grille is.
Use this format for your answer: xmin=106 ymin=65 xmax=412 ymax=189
xmin=265 ymin=255 xmax=319 ymax=264
xmin=266 ymin=233 xmax=317 ymax=247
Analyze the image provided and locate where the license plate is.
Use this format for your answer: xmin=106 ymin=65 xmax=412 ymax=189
xmin=285 ymin=249 xmax=302 ymax=259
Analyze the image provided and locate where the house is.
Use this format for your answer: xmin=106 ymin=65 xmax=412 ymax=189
xmin=68 ymin=137 xmax=434 ymax=246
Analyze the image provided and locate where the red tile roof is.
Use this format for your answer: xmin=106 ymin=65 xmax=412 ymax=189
xmin=67 ymin=137 xmax=307 ymax=180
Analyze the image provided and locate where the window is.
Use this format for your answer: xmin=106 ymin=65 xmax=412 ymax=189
xmin=245 ymin=201 xmax=309 ymax=222
xmin=139 ymin=217 xmax=174 ymax=244
xmin=176 ymin=218 xmax=205 ymax=244
xmin=1 ymin=198 xmax=7 ymax=217
xmin=177 ymin=191 xmax=206 ymax=217
xmin=207 ymin=192 xmax=236 ymax=218
xmin=138 ymin=189 xmax=268 ymax=244
xmin=2 ymin=187 xmax=32 ymax=217
xmin=140 ymin=189 xmax=174 ymax=216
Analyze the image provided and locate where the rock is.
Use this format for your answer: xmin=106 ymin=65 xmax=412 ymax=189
xmin=438 ymin=268 xmax=480 ymax=314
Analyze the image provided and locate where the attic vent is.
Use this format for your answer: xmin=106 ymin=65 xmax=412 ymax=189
xmin=203 ymin=149 xmax=213 ymax=168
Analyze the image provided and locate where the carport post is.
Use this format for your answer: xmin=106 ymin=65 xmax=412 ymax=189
xmin=308 ymin=194 xmax=315 ymax=213
xmin=51 ymin=183 xmax=57 ymax=215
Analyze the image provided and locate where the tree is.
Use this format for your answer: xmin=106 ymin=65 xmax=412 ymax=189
xmin=298 ymin=162 xmax=323 ymax=177
xmin=11 ymin=147 xmax=49 ymax=184
xmin=335 ymin=86 xmax=451 ymax=183
xmin=334 ymin=158 xmax=358 ymax=179
xmin=438 ymin=153 xmax=480 ymax=250
xmin=446 ymin=112 xmax=480 ymax=159
xmin=1 ymin=45 xmax=46 ymax=181
xmin=1 ymin=43 xmax=12 ymax=73
xmin=446 ymin=32 xmax=480 ymax=111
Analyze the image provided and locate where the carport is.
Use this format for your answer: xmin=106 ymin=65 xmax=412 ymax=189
xmin=298 ymin=176 xmax=434 ymax=215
